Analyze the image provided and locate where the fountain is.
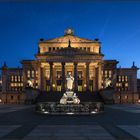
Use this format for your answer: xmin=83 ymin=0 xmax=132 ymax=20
xmin=35 ymin=73 xmax=104 ymax=115
xmin=60 ymin=72 xmax=80 ymax=105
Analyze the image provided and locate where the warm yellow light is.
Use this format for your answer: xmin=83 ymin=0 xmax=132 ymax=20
xmin=52 ymin=84 xmax=55 ymax=87
xmin=138 ymin=99 xmax=140 ymax=103
xmin=118 ymin=95 xmax=120 ymax=99
xmin=125 ymin=95 xmax=128 ymax=99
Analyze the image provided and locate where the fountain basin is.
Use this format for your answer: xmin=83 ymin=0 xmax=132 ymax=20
xmin=35 ymin=102 xmax=104 ymax=115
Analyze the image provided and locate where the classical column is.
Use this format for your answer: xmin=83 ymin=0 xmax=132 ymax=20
xmin=74 ymin=62 xmax=78 ymax=92
xmin=39 ymin=67 xmax=43 ymax=90
xmin=98 ymin=63 xmax=102 ymax=90
xmin=49 ymin=62 xmax=53 ymax=91
xmin=86 ymin=62 xmax=90 ymax=91
xmin=95 ymin=67 xmax=99 ymax=91
xmin=61 ymin=62 xmax=65 ymax=92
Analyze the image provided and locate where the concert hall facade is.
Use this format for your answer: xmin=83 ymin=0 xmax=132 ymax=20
xmin=0 ymin=28 xmax=139 ymax=104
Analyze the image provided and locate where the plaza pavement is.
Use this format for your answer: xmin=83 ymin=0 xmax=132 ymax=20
xmin=0 ymin=104 xmax=140 ymax=140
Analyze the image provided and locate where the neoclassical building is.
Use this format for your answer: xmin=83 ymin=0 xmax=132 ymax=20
xmin=0 ymin=28 xmax=139 ymax=103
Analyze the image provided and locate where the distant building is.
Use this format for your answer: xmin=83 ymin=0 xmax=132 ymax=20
xmin=0 ymin=28 xmax=139 ymax=104
xmin=0 ymin=75 xmax=2 ymax=92
xmin=137 ymin=79 xmax=140 ymax=96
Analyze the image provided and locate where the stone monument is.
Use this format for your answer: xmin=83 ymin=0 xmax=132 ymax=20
xmin=60 ymin=72 xmax=80 ymax=104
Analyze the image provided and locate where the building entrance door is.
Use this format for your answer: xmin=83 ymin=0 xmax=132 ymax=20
xmin=78 ymin=80 xmax=83 ymax=92
xmin=57 ymin=80 xmax=62 ymax=91
xmin=89 ymin=80 xmax=93 ymax=92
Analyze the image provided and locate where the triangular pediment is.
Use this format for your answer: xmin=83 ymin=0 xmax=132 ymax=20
xmin=42 ymin=35 xmax=96 ymax=43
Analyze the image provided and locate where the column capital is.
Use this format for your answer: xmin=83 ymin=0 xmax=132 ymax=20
xmin=86 ymin=62 xmax=90 ymax=65
xmin=74 ymin=62 xmax=78 ymax=65
xmin=49 ymin=62 xmax=53 ymax=65
xmin=61 ymin=62 xmax=65 ymax=66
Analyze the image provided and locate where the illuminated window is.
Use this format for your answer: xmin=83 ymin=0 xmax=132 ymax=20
xmin=36 ymin=71 xmax=38 ymax=78
xmin=27 ymin=70 xmax=30 ymax=78
xmin=125 ymin=95 xmax=128 ymax=99
xmin=31 ymin=70 xmax=34 ymax=78
xmin=78 ymin=86 xmax=82 ymax=92
xmin=109 ymin=71 xmax=112 ymax=78
xmin=125 ymin=83 xmax=128 ymax=87
xmin=122 ymin=76 xmax=124 ymax=82
xmin=15 ymin=76 xmax=17 ymax=82
xmin=105 ymin=71 xmax=107 ymax=74
xmin=125 ymin=76 xmax=128 ymax=82
xmin=57 ymin=86 xmax=61 ymax=91
xmin=119 ymin=76 xmax=121 ymax=82
xmin=119 ymin=83 xmax=122 ymax=87
xmin=15 ymin=83 xmax=18 ymax=87
xmin=18 ymin=76 xmax=20 ymax=82
xmin=11 ymin=76 xmax=14 ymax=82
xmin=105 ymin=70 xmax=108 ymax=77
xmin=11 ymin=83 xmax=14 ymax=87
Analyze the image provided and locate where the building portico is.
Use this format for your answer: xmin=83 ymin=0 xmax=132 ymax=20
xmin=38 ymin=60 xmax=103 ymax=92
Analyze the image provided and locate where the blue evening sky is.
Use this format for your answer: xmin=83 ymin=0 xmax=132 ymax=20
xmin=0 ymin=1 xmax=140 ymax=77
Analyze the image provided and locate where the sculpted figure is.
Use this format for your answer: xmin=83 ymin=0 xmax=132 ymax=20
xmin=60 ymin=72 xmax=80 ymax=104
xmin=27 ymin=80 xmax=33 ymax=87
xmin=104 ymin=78 xmax=112 ymax=88
xmin=66 ymin=72 xmax=74 ymax=90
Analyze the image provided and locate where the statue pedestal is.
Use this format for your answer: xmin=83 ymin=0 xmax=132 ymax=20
xmin=60 ymin=91 xmax=80 ymax=105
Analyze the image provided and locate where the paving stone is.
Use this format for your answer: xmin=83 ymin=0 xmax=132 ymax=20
xmin=0 ymin=125 xmax=20 ymax=138
xmin=24 ymin=125 xmax=114 ymax=140
xmin=88 ymin=137 xmax=115 ymax=140
xmin=118 ymin=125 xmax=140 ymax=139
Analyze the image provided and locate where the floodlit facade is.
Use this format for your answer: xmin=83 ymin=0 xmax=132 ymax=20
xmin=0 ymin=28 xmax=139 ymax=104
